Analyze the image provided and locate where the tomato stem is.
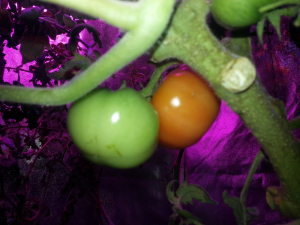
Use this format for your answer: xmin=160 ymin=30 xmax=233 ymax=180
xmin=140 ymin=61 xmax=178 ymax=100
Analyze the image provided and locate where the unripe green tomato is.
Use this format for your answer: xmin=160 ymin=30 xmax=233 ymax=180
xmin=67 ymin=88 xmax=159 ymax=169
xmin=210 ymin=0 xmax=277 ymax=29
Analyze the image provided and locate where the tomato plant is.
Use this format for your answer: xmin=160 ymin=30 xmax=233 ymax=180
xmin=67 ymin=88 xmax=159 ymax=168
xmin=210 ymin=0 xmax=277 ymax=29
xmin=151 ymin=66 xmax=221 ymax=149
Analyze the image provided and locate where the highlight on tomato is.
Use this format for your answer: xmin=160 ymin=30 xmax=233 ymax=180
xmin=151 ymin=65 xmax=220 ymax=149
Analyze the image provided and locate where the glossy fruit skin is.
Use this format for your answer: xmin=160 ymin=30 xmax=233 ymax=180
xmin=211 ymin=0 xmax=277 ymax=29
xmin=67 ymin=88 xmax=159 ymax=169
xmin=151 ymin=66 xmax=220 ymax=149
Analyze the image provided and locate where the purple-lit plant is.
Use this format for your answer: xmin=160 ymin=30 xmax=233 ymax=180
xmin=1 ymin=0 xmax=300 ymax=224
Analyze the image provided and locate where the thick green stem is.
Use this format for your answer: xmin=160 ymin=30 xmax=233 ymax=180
xmin=153 ymin=0 xmax=300 ymax=219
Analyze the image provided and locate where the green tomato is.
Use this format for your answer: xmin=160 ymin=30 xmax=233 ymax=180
xmin=67 ymin=88 xmax=159 ymax=169
xmin=210 ymin=0 xmax=277 ymax=29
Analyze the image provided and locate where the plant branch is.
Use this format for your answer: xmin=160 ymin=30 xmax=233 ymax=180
xmin=0 ymin=0 xmax=176 ymax=105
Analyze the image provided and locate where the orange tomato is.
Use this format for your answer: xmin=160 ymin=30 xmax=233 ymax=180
xmin=151 ymin=65 xmax=220 ymax=149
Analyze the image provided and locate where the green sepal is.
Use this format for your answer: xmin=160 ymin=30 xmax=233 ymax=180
xmin=266 ymin=10 xmax=282 ymax=40
xmin=256 ymin=16 xmax=266 ymax=45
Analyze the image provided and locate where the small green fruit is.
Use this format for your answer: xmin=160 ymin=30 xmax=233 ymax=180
xmin=67 ymin=88 xmax=159 ymax=169
xmin=211 ymin=0 xmax=277 ymax=29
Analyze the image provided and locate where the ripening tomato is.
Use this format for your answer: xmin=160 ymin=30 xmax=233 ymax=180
xmin=151 ymin=66 xmax=220 ymax=149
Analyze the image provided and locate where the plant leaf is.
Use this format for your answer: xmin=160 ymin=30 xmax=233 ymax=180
xmin=266 ymin=10 xmax=281 ymax=40
xmin=166 ymin=180 xmax=178 ymax=205
xmin=63 ymin=14 xmax=77 ymax=29
xmin=223 ymin=191 xmax=259 ymax=225
xmin=48 ymin=53 xmax=91 ymax=80
xmin=256 ymin=16 xmax=266 ymax=45
xmin=176 ymin=180 xmax=216 ymax=205
xmin=177 ymin=209 xmax=202 ymax=223
xmin=19 ymin=6 xmax=42 ymax=23
xmin=20 ymin=36 xmax=50 ymax=64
